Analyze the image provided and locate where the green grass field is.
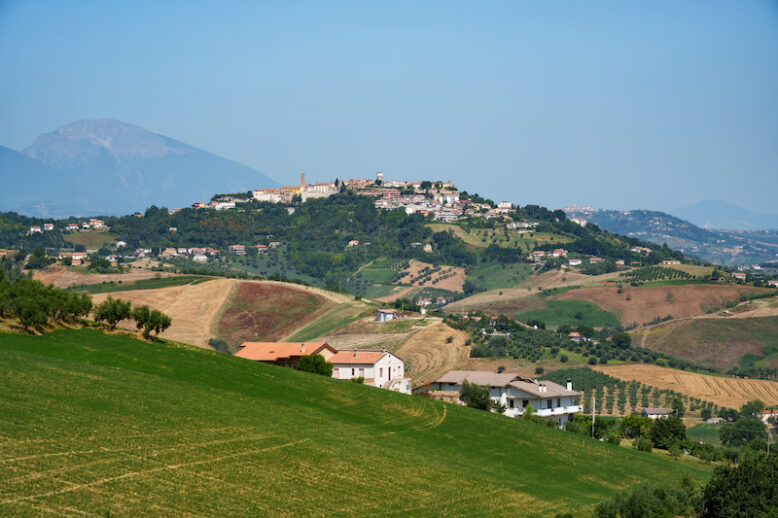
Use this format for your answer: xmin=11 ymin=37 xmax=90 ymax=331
xmin=286 ymin=302 xmax=371 ymax=341
xmin=0 ymin=328 xmax=712 ymax=516
xmin=69 ymin=275 xmax=211 ymax=294
xmin=467 ymin=261 xmax=532 ymax=292
xmin=517 ymin=299 xmax=621 ymax=328
xmin=63 ymin=231 xmax=117 ymax=249
xmin=687 ymin=423 xmax=722 ymax=446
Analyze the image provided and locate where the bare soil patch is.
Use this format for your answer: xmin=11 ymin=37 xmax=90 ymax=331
xmin=555 ymin=285 xmax=771 ymax=327
xmin=374 ymin=286 xmax=417 ymax=303
xmin=217 ymin=282 xmax=334 ymax=346
xmin=35 ymin=265 xmax=179 ymax=289
xmin=596 ymin=364 xmax=778 ymax=409
xmin=91 ymin=279 xmax=234 ymax=348
xmin=396 ymin=259 xmax=464 ymax=293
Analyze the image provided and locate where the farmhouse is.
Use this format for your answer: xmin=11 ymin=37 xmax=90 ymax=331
xmin=759 ymin=409 xmax=778 ymax=425
xmin=65 ymin=223 xmax=80 ymax=231
xmin=415 ymin=371 xmax=581 ymax=426
xmin=641 ymin=407 xmax=674 ymax=419
xmin=661 ymin=260 xmax=681 ymax=265
xmin=330 ymin=349 xmax=411 ymax=394
xmin=568 ymin=259 xmax=582 ymax=266
xmin=28 ymin=226 xmax=41 ymax=234
xmin=43 ymin=223 xmax=54 ymax=231
xmin=376 ymin=308 xmax=398 ymax=322
xmin=768 ymin=280 xmax=778 ymax=288
xmin=235 ymin=341 xmax=337 ymax=367
xmin=732 ymin=272 xmax=747 ymax=281
xmin=588 ymin=257 xmax=603 ymax=264
xmin=228 ymin=244 xmax=246 ymax=255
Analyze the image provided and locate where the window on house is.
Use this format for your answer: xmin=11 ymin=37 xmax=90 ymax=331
xmin=523 ymin=400 xmax=529 ymax=408
xmin=509 ymin=400 xmax=514 ymax=408
xmin=557 ymin=398 xmax=561 ymax=407
xmin=351 ymin=368 xmax=355 ymax=376
xmin=333 ymin=368 xmax=339 ymax=377
xmin=359 ymin=368 xmax=364 ymax=377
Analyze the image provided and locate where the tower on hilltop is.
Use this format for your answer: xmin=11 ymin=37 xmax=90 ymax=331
xmin=300 ymin=171 xmax=306 ymax=186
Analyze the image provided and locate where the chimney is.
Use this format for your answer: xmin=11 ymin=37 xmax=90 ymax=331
xmin=353 ymin=350 xmax=358 ymax=357
xmin=301 ymin=343 xmax=305 ymax=353
xmin=566 ymin=379 xmax=572 ymax=391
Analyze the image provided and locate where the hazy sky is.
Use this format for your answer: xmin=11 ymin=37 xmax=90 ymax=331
xmin=2 ymin=1 xmax=777 ymax=212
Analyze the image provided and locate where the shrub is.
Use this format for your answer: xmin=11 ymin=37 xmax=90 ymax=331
xmin=633 ymin=437 xmax=652 ymax=452
xmin=296 ymin=354 xmax=333 ymax=376
xmin=459 ymin=380 xmax=491 ymax=411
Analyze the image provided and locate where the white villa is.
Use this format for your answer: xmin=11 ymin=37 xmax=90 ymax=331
xmin=330 ymin=349 xmax=411 ymax=394
xmin=415 ymin=371 xmax=581 ymax=426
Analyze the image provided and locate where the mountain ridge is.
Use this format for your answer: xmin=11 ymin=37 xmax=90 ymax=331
xmin=2 ymin=119 xmax=278 ymax=217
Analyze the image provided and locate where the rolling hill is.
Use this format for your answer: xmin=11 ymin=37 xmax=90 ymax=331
xmin=2 ymin=119 xmax=278 ymax=217
xmin=0 ymin=328 xmax=712 ymax=516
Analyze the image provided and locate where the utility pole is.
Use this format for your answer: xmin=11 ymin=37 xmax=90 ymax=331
xmin=591 ymin=392 xmax=596 ymax=438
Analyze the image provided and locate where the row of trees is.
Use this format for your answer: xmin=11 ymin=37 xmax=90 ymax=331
xmin=0 ymin=273 xmax=92 ymax=329
xmin=93 ymin=297 xmax=172 ymax=339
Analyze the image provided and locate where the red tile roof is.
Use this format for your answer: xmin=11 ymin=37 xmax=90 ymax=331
xmin=235 ymin=342 xmax=333 ymax=362
xmin=328 ymin=350 xmax=386 ymax=365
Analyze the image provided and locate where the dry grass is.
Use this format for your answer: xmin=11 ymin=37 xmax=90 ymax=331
xmin=396 ymin=259 xmax=464 ymax=293
xmin=92 ymin=279 xmax=235 ymax=348
xmin=34 ymin=265 xmax=179 ymax=289
xmin=395 ymin=322 xmax=470 ymax=386
xmin=555 ymin=285 xmax=772 ymax=326
xmin=595 ymin=364 xmax=778 ymax=409
xmin=659 ymin=264 xmax=714 ymax=277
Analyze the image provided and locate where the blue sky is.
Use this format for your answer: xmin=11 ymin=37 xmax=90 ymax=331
xmin=1 ymin=1 xmax=777 ymax=213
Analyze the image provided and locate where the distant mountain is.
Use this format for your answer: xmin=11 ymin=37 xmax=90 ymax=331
xmin=673 ymin=200 xmax=778 ymax=231
xmin=1 ymin=119 xmax=278 ymax=217
xmin=564 ymin=207 xmax=778 ymax=265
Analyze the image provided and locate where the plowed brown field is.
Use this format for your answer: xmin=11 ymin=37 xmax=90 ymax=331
xmin=596 ymin=364 xmax=778 ymax=409
xmin=396 ymin=259 xmax=465 ymax=293
xmin=556 ymin=285 xmax=771 ymax=326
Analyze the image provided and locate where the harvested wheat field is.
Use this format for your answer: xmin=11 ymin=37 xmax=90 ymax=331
xmin=555 ymin=285 xmax=772 ymax=327
xmin=395 ymin=322 xmax=469 ymax=386
xmin=396 ymin=259 xmax=465 ymax=293
xmin=34 ymin=265 xmax=179 ymax=288
xmin=596 ymin=364 xmax=778 ymax=409
xmin=92 ymin=278 xmax=234 ymax=347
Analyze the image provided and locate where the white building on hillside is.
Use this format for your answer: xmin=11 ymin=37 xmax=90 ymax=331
xmin=329 ymin=349 xmax=411 ymax=394
xmin=415 ymin=370 xmax=581 ymax=427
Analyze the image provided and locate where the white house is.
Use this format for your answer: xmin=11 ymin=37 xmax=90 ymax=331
xmin=568 ymin=259 xmax=582 ymax=266
xmin=329 ymin=349 xmax=411 ymax=394
xmin=376 ymin=308 xmax=398 ymax=322
xmin=43 ymin=223 xmax=54 ymax=231
xmin=641 ymin=407 xmax=674 ymax=420
xmin=416 ymin=371 xmax=582 ymax=427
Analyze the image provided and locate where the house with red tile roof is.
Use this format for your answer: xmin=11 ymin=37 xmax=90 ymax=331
xmin=235 ymin=341 xmax=337 ymax=367
xmin=329 ymin=349 xmax=410 ymax=394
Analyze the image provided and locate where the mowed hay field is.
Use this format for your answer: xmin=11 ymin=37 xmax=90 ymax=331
xmin=395 ymin=322 xmax=470 ymax=385
xmin=217 ymin=282 xmax=341 ymax=345
xmin=0 ymin=329 xmax=711 ymax=516
xmin=555 ymin=285 xmax=772 ymax=326
xmin=596 ymin=364 xmax=778 ymax=409
xmin=631 ymin=316 xmax=778 ymax=371
xmin=92 ymin=278 xmax=235 ymax=347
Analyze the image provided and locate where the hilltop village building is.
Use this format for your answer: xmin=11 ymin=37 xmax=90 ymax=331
xmin=415 ymin=370 xmax=582 ymax=426
xmin=236 ymin=341 xmax=412 ymax=394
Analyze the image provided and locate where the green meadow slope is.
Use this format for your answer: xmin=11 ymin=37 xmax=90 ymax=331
xmin=0 ymin=329 xmax=711 ymax=517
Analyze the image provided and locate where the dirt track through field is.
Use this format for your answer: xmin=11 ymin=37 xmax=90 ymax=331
xmin=595 ymin=364 xmax=778 ymax=409
xmin=395 ymin=322 xmax=469 ymax=386
xmin=91 ymin=279 xmax=236 ymax=348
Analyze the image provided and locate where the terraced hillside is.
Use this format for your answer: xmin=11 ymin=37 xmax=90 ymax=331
xmin=0 ymin=329 xmax=711 ymax=516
